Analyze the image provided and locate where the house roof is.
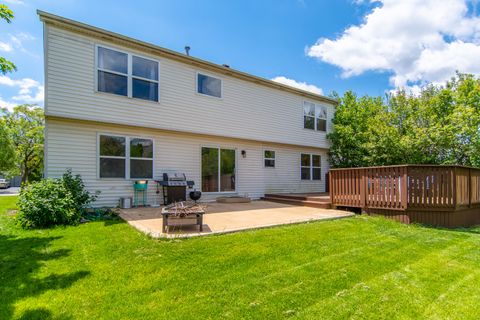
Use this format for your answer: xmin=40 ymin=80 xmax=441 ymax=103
xmin=37 ymin=10 xmax=338 ymax=106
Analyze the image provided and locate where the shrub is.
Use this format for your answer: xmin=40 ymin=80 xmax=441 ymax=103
xmin=17 ymin=170 xmax=98 ymax=229
xmin=61 ymin=169 xmax=98 ymax=213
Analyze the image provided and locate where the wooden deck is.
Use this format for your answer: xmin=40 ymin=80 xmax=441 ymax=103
xmin=263 ymin=193 xmax=331 ymax=209
xmin=329 ymin=165 xmax=480 ymax=227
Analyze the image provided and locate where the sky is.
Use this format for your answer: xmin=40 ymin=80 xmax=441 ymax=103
xmin=1 ymin=0 xmax=480 ymax=111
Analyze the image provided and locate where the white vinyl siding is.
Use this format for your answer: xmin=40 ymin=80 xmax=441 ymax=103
xmin=44 ymin=25 xmax=334 ymax=149
xmin=45 ymin=118 xmax=329 ymax=207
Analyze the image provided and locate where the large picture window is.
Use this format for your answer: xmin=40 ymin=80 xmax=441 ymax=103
xmin=202 ymin=147 xmax=235 ymax=192
xmin=303 ymin=101 xmax=327 ymax=132
xmin=301 ymin=153 xmax=321 ymax=181
xmin=97 ymin=46 xmax=159 ymax=102
xmin=197 ymin=73 xmax=222 ymax=98
xmin=99 ymin=134 xmax=153 ymax=179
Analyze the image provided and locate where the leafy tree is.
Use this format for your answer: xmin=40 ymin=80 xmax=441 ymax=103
xmin=0 ymin=4 xmax=16 ymax=74
xmin=328 ymin=73 xmax=480 ymax=168
xmin=3 ymin=105 xmax=44 ymax=183
xmin=0 ymin=117 xmax=15 ymax=174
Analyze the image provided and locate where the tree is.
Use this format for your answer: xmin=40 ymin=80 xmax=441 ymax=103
xmin=3 ymin=105 xmax=44 ymax=183
xmin=0 ymin=117 xmax=15 ymax=174
xmin=328 ymin=73 xmax=480 ymax=168
xmin=0 ymin=4 xmax=16 ymax=74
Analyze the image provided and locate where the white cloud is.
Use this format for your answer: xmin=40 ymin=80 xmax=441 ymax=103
xmin=307 ymin=0 xmax=480 ymax=89
xmin=0 ymin=41 xmax=12 ymax=52
xmin=0 ymin=97 xmax=18 ymax=112
xmin=3 ymin=0 xmax=25 ymax=5
xmin=0 ymin=32 xmax=35 ymax=55
xmin=271 ymin=76 xmax=323 ymax=95
xmin=0 ymin=76 xmax=44 ymax=108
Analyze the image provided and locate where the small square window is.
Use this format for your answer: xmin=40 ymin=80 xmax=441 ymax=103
xmin=100 ymin=135 xmax=126 ymax=157
xmin=304 ymin=116 xmax=315 ymax=130
xmin=130 ymin=159 xmax=153 ymax=179
xmin=98 ymin=71 xmax=128 ymax=96
xmin=198 ymin=73 xmax=222 ymax=98
xmin=130 ymin=138 xmax=153 ymax=158
xmin=301 ymin=167 xmax=311 ymax=180
xmin=98 ymin=47 xmax=128 ymax=74
xmin=132 ymin=78 xmax=158 ymax=102
xmin=264 ymin=150 xmax=276 ymax=168
xmin=100 ymin=158 xmax=126 ymax=178
xmin=132 ymin=56 xmax=158 ymax=80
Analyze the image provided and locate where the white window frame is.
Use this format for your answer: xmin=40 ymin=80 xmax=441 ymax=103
xmin=264 ymin=149 xmax=276 ymax=168
xmin=200 ymin=145 xmax=236 ymax=194
xmin=98 ymin=134 xmax=127 ymax=179
xmin=303 ymin=101 xmax=328 ymax=132
xmin=95 ymin=44 xmax=161 ymax=102
xmin=97 ymin=133 xmax=155 ymax=180
xmin=196 ymin=72 xmax=223 ymax=99
xmin=301 ymin=153 xmax=321 ymax=181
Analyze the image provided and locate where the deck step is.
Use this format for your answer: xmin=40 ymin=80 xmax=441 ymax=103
xmin=264 ymin=193 xmax=331 ymax=203
xmin=263 ymin=196 xmax=332 ymax=209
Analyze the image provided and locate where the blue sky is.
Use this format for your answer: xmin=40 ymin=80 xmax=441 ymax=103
xmin=1 ymin=0 xmax=480 ymax=110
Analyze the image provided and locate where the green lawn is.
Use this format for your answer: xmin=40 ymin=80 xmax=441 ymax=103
xmin=2 ymin=196 xmax=480 ymax=319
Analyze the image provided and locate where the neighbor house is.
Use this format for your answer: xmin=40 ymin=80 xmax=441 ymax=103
xmin=38 ymin=11 xmax=337 ymax=207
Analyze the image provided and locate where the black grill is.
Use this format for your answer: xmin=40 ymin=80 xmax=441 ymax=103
xmin=156 ymin=173 xmax=195 ymax=205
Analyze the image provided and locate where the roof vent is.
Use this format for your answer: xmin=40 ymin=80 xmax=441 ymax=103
xmin=222 ymin=64 xmax=230 ymax=68
xmin=184 ymin=46 xmax=190 ymax=56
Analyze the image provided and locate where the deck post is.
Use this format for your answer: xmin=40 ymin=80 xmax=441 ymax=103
xmin=329 ymin=170 xmax=334 ymax=207
xmin=360 ymin=169 xmax=366 ymax=210
xmin=453 ymin=166 xmax=457 ymax=210
xmin=401 ymin=166 xmax=408 ymax=210
xmin=468 ymin=168 xmax=472 ymax=208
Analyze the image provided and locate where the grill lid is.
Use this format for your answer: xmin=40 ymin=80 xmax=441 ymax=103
xmin=163 ymin=172 xmax=186 ymax=181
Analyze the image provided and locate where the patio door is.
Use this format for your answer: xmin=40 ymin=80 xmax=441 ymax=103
xmin=201 ymin=147 xmax=236 ymax=192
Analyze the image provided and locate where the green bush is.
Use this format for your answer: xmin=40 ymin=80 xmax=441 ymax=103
xmin=61 ymin=169 xmax=98 ymax=213
xmin=17 ymin=170 xmax=98 ymax=229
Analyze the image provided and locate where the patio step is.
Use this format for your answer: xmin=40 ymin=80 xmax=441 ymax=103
xmin=263 ymin=196 xmax=332 ymax=209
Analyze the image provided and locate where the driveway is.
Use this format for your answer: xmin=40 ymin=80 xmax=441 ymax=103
xmin=0 ymin=187 xmax=20 ymax=196
xmin=120 ymin=200 xmax=354 ymax=238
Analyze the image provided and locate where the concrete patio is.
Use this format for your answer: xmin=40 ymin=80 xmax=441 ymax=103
xmin=119 ymin=200 xmax=354 ymax=238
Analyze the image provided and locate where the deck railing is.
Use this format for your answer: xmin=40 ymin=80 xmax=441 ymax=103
xmin=330 ymin=165 xmax=480 ymax=211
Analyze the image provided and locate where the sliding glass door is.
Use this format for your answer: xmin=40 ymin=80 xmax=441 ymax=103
xmin=202 ymin=147 xmax=236 ymax=192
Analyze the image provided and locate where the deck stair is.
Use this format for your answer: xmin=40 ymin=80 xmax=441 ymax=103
xmin=263 ymin=193 xmax=332 ymax=209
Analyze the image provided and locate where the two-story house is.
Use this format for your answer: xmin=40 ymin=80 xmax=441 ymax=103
xmin=38 ymin=11 xmax=337 ymax=207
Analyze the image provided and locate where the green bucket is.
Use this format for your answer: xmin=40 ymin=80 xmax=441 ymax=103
xmin=133 ymin=180 xmax=148 ymax=190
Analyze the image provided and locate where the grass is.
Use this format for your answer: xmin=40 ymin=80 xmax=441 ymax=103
xmin=2 ymin=196 xmax=480 ymax=319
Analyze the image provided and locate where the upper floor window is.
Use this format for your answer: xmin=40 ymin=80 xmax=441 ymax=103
xmin=303 ymin=101 xmax=327 ymax=132
xmin=99 ymin=134 xmax=153 ymax=179
xmin=264 ymin=150 xmax=276 ymax=168
xmin=301 ymin=153 xmax=321 ymax=181
xmin=197 ymin=73 xmax=222 ymax=98
xmin=97 ymin=46 xmax=159 ymax=102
